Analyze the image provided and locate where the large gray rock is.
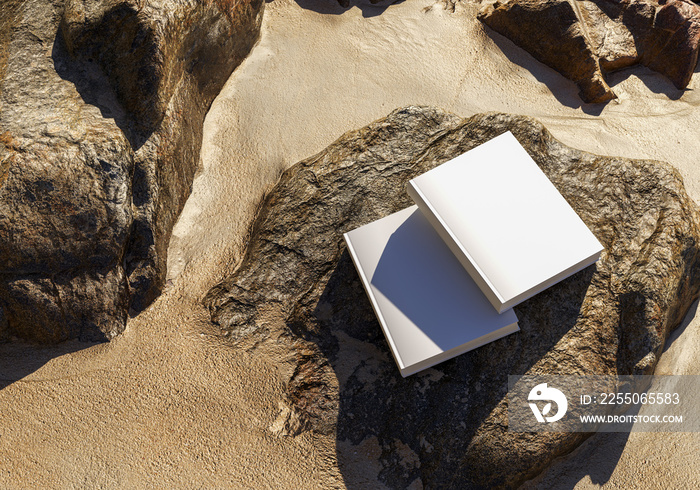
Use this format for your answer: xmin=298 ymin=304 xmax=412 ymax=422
xmin=205 ymin=107 xmax=700 ymax=488
xmin=478 ymin=0 xmax=700 ymax=103
xmin=0 ymin=0 xmax=263 ymax=342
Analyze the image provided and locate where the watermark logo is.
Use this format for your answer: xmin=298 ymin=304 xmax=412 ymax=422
xmin=528 ymin=383 xmax=568 ymax=423
xmin=509 ymin=375 xmax=698 ymax=432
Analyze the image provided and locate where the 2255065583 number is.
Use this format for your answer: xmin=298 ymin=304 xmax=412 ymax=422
xmin=599 ymin=392 xmax=680 ymax=405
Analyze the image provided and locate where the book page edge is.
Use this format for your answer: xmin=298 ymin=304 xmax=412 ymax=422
xmin=406 ymin=180 xmax=506 ymax=311
xmin=501 ymin=248 xmax=604 ymax=310
xmin=400 ymin=320 xmax=520 ymax=377
xmin=343 ymin=232 xmax=407 ymax=373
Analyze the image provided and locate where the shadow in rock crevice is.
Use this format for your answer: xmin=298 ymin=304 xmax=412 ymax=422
xmin=288 ymin=248 xmax=597 ymax=488
xmin=658 ymin=298 xmax=699 ymax=372
xmin=605 ymin=65 xmax=686 ymax=101
xmin=51 ymin=28 xmax=152 ymax=151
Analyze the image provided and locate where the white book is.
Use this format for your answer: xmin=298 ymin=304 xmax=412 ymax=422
xmin=407 ymin=131 xmax=604 ymax=314
xmin=343 ymin=206 xmax=519 ymax=377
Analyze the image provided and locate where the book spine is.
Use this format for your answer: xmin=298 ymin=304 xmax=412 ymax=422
xmin=406 ymin=180 xmax=507 ymax=314
xmin=343 ymin=232 xmax=409 ymax=376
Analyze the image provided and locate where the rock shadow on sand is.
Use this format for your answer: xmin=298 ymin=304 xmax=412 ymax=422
xmin=482 ymin=26 xmax=607 ymax=115
xmin=0 ymin=340 xmax=98 ymax=391
xmin=481 ymin=24 xmax=691 ymax=111
xmin=292 ymin=0 xmax=404 ymax=18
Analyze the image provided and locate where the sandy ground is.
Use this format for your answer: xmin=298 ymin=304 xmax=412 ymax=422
xmin=2 ymin=0 xmax=700 ymax=487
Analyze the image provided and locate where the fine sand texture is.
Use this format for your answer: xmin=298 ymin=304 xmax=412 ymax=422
xmin=2 ymin=0 xmax=700 ymax=487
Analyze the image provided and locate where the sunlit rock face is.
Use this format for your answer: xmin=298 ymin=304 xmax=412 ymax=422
xmin=479 ymin=0 xmax=700 ymax=103
xmin=0 ymin=0 xmax=264 ymax=343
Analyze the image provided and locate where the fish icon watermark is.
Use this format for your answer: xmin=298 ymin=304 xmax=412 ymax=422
xmin=528 ymin=383 xmax=568 ymax=423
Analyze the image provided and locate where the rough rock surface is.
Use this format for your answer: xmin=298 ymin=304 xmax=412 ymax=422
xmin=205 ymin=106 xmax=700 ymax=488
xmin=0 ymin=0 xmax=263 ymax=343
xmin=478 ymin=0 xmax=700 ymax=103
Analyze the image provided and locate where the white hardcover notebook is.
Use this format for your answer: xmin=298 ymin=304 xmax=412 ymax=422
xmin=407 ymin=131 xmax=604 ymax=313
xmin=343 ymin=205 xmax=519 ymax=377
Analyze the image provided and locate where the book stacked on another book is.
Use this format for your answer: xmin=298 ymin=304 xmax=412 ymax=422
xmin=344 ymin=131 xmax=604 ymax=377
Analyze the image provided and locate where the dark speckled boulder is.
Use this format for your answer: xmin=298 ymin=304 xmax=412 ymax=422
xmin=0 ymin=0 xmax=263 ymax=342
xmin=205 ymin=106 xmax=700 ymax=488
